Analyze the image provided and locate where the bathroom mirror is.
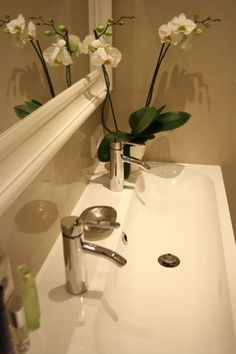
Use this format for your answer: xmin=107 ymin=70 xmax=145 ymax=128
xmin=0 ymin=0 xmax=101 ymax=134
xmin=0 ymin=0 xmax=111 ymax=214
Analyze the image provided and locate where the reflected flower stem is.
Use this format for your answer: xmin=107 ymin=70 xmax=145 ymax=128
xmin=101 ymin=64 xmax=119 ymax=132
xmin=65 ymin=31 xmax=72 ymax=87
xmin=31 ymin=39 xmax=56 ymax=98
xmin=94 ymin=28 xmax=119 ymax=133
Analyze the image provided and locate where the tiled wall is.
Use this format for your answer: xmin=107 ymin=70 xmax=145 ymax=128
xmin=112 ymin=0 xmax=236 ymax=234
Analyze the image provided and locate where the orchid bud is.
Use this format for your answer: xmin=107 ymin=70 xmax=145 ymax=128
xmin=44 ymin=30 xmax=53 ymax=36
xmin=195 ymin=28 xmax=203 ymax=35
xmin=193 ymin=14 xmax=200 ymax=22
xmin=107 ymin=18 xmax=114 ymax=24
xmin=105 ymin=31 xmax=113 ymax=37
xmin=96 ymin=25 xmax=105 ymax=33
xmin=48 ymin=18 xmax=54 ymax=24
xmin=118 ymin=21 xmax=124 ymax=25
xmin=205 ymin=22 xmax=210 ymax=28
xmin=58 ymin=24 xmax=67 ymax=32
xmin=2 ymin=26 xmax=10 ymax=33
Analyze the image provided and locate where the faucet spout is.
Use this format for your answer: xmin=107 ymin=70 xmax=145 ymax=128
xmin=82 ymin=241 xmax=126 ymax=266
xmin=122 ymin=155 xmax=151 ymax=171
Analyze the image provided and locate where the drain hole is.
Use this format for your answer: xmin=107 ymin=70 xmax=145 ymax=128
xmin=158 ymin=253 xmax=180 ymax=268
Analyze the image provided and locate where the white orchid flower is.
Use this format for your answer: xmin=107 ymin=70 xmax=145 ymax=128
xmin=43 ymin=39 xmax=73 ymax=67
xmin=81 ymin=34 xmax=103 ymax=54
xmin=68 ymin=34 xmax=82 ymax=56
xmin=6 ymin=14 xmax=25 ymax=34
xmin=159 ymin=23 xmax=182 ymax=45
xmin=90 ymin=45 xmax=122 ymax=68
xmin=170 ymin=13 xmax=196 ymax=35
xmin=27 ymin=21 xmax=36 ymax=40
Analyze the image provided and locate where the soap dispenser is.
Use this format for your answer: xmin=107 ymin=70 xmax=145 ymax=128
xmin=17 ymin=265 xmax=41 ymax=330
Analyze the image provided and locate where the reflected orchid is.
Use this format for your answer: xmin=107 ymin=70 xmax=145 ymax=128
xmin=68 ymin=34 xmax=82 ymax=57
xmin=6 ymin=14 xmax=25 ymax=34
xmin=43 ymin=38 xmax=73 ymax=67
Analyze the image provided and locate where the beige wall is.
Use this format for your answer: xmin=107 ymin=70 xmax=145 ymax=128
xmin=0 ymin=108 xmax=102 ymax=283
xmin=0 ymin=0 xmax=89 ymax=133
xmin=112 ymin=0 xmax=236 ymax=233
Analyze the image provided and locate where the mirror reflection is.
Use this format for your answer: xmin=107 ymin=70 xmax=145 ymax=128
xmin=0 ymin=0 xmax=90 ymax=134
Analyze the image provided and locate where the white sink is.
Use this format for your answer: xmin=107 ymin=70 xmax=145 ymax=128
xmin=29 ymin=163 xmax=236 ymax=354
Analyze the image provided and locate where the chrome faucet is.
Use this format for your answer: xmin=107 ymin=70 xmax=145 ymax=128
xmin=61 ymin=215 xmax=126 ymax=295
xmin=109 ymin=140 xmax=151 ymax=192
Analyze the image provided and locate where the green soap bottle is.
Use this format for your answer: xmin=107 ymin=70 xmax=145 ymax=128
xmin=17 ymin=265 xmax=41 ymax=330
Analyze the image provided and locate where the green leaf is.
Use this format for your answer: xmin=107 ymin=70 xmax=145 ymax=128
xmin=155 ymin=104 xmax=166 ymax=116
xmin=130 ymin=133 xmax=155 ymax=144
xmin=157 ymin=111 xmax=191 ymax=132
xmin=142 ymin=111 xmax=191 ymax=135
xmin=140 ymin=119 xmax=163 ymax=135
xmin=129 ymin=106 xmax=157 ymax=135
xmin=97 ymin=131 xmax=129 ymax=162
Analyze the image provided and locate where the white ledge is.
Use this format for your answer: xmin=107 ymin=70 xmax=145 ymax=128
xmin=0 ymin=70 xmax=106 ymax=215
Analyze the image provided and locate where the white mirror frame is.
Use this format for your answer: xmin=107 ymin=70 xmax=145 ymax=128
xmin=0 ymin=0 xmax=111 ymax=215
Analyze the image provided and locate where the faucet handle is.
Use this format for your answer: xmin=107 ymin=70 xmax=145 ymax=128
xmin=61 ymin=216 xmax=82 ymax=238
xmin=80 ymin=220 xmax=120 ymax=229
xmin=61 ymin=216 xmax=120 ymax=238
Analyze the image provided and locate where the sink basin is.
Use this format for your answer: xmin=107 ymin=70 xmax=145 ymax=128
xmin=28 ymin=163 xmax=236 ymax=354
xmin=95 ymin=165 xmax=236 ymax=354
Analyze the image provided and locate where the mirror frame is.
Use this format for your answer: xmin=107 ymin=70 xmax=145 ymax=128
xmin=0 ymin=0 xmax=112 ymax=215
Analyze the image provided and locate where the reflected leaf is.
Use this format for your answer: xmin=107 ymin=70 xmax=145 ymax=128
xmin=14 ymin=99 xmax=43 ymax=118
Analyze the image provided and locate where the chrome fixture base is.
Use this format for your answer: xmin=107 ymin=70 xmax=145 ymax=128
xmin=61 ymin=215 xmax=126 ymax=295
xmin=109 ymin=140 xmax=150 ymax=192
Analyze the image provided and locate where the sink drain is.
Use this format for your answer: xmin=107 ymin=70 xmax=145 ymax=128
xmin=158 ymin=253 xmax=180 ymax=268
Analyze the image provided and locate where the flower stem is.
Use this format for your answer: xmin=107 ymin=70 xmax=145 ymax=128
xmin=194 ymin=16 xmax=221 ymax=26
xmin=101 ymin=91 xmax=112 ymax=133
xmin=31 ymin=40 xmax=56 ymax=97
xmin=64 ymin=31 xmax=72 ymax=87
xmin=66 ymin=65 xmax=72 ymax=87
xmin=145 ymin=42 xmax=171 ymax=107
xmin=101 ymin=65 xmax=119 ymax=131
xmin=95 ymin=16 xmax=135 ymax=39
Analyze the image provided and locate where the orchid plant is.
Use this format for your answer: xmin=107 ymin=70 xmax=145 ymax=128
xmin=92 ymin=14 xmax=220 ymax=177
xmin=1 ymin=12 xmax=220 ymax=178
